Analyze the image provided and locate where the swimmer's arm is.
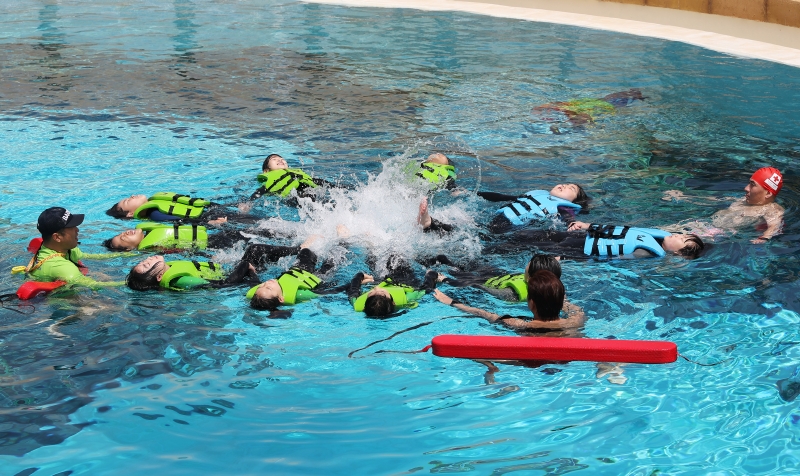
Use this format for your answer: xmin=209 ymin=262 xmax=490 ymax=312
xmin=346 ymin=272 xmax=373 ymax=300
xmin=561 ymin=301 xmax=587 ymax=328
xmin=476 ymin=191 xmax=518 ymax=202
xmin=65 ymin=275 xmax=126 ymax=289
xmin=249 ymin=186 xmax=268 ymax=200
xmin=432 ymin=289 xmax=501 ymax=322
xmin=81 ymin=252 xmax=138 ymax=260
xmin=758 ymin=210 xmax=784 ymax=241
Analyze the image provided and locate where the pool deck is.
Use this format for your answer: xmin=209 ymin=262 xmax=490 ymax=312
xmin=303 ymin=0 xmax=800 ymax=68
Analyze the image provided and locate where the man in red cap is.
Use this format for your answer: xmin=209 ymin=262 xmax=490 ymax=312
xmin=25 ymin=207 xmax=123 ymax=287
xmin=664 ymin=167 xmax=784 ymax=243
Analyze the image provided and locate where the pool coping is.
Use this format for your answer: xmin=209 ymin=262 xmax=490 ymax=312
xmin=302 ymin=0 xmax=800 ymax=68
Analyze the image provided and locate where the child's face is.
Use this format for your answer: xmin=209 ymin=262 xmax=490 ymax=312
xmin=266 ymin=155 xmax=288 ymax=171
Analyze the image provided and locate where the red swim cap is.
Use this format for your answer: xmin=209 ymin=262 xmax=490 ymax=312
xmin=751 ymin=167 xmax=783 ymax=195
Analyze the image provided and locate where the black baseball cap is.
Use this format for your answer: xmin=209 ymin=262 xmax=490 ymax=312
xmin=37 ymin=207 xmax=84 ymax=236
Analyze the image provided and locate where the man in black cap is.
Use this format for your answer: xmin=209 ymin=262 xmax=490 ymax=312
xmin=26 ymin=207 xmax=121 ymax=287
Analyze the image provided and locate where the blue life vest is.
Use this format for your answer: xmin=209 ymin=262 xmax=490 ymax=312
xmin=497 ymin=190 xmax=581 ymax=226
xmin=583 ymin=225 xmax=671 ymax=258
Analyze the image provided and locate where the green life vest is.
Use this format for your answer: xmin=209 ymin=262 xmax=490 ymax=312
xmin=416 ymin=163 xmax=457 ymax=186
xmin=563 ymin=98 xmax=615 ymax=120
xmin=352 ymin=279 xmax=424 ymax=312
xmin=159 ymin=260 xmax=225 ymax=290
xmin=256 ymin=169 xmax=316 ymax=197
xmin=245 ymin=268 xmax=322 ymax=304
xmin=484 ymin=274 xmax=527 ymax=302
xmin=135 ymin=223 xmax=208 ymax=250
xmin=133 ymin=192 xmax=207 ymax=220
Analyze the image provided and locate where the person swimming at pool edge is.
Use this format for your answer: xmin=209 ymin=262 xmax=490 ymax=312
xmin=434 ymin=269 xmax=585 ymax=332
xmin=663 ymin=167 xmax=785 ymax=243
xmin=532 ymin=89 xmax=646 ymax=134
xmin=250 ymin=153 xmax=345 ymax=201
xmin=105 ymin=192 xmax=243 ymax=226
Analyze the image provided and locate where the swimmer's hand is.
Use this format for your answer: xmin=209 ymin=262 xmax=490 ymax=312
xmin=663 ymin=190 xmax=687 ymax=202
xmin=752 ymin=238 xmax=767 ymax=244
xmin=336 ymin=224 xmax=350 ymax=239
xmin=360 ymin=273 xmax=374 ymax=284
xmin=433 ymin=289 xmax=453 ymax=305
xmin=567 ymin=221 xmax=590 ymax=231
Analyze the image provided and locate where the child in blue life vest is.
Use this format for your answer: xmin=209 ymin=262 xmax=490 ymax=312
xmin=478 ymin=183 xmax=590 ymax=233
xmin=487 ymin=221 xmax=704 ymax=260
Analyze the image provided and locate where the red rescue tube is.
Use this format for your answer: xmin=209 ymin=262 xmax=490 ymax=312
xmin=431 ymin=334 xmax=677 ymax=364
xmin=17 ymin=281 xmax=67 ymax=300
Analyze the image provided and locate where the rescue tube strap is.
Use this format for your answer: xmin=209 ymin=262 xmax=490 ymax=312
xmin=678 ymin=353 xmax=731 ymax=367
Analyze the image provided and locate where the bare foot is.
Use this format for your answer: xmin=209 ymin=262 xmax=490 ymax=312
xmin=300 ymin=234 xmax=322 ymax=249
xmin=417 ymin=197 xmax=432 ymax=229
xmin=207 ymin=217 xmax=228 ymax=227
xmin=336 ymin=224 xmax=351 ymax=239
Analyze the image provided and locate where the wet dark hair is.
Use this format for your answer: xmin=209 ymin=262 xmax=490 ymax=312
xmin=678 ymin=234 xmax=705 ymax=259
xmin=102 ymin=238 xmax=122 ymax=251
xmin=250 ymin=294 xmax=281 ymax=311
xmin=261 ymin=154 xmax=283 ymax=172
xmin=126 ymin=263 xmax=162 ymax=291
xmin=526 ymin=253 xmax=561 ymax=280
xmin=105 ymin=203 xmax=129 ymax=219
xmin=526 ymin=270 xmax=565 ymax=321
xmin=364 ymin=294 xmax=395 ymax=317
xmin=572 ymin=184 xmax=590 ymax=209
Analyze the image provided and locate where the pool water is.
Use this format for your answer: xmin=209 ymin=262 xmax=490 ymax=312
xmin=2 ymin=0 xmax=800 ymax=474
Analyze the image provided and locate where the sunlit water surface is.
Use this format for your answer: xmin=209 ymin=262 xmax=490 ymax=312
xmin=1 ymin=1 xmax=800 ymax=474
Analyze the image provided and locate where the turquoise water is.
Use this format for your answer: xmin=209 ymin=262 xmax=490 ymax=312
xmin=2 ymin=0 xmax=800 ymax=474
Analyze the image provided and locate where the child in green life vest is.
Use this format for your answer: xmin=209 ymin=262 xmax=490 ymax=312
xmin=442 ymin=253 xmax=563 ymax=302
xmin=250 ymin=154 xmax=343 ymax=201
xmin=247 ymin=236 xmax=345 ymax=311
xmin=105 ymin=192 xmax=244 ymax=226
xmin=347 ymin=255 xmax=444 ymax=318
xmin=416 ymin=153 xmax=457 ymax=190
xmin=102 ymin=223 xmax=276 ymax=252
xmin=434 ymin=269 xmax=586 ymax=333
xmin=126 ymin=254 xmax=259 ymax=291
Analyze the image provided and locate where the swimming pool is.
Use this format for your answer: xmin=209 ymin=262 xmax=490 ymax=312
xmin=1 ymin=0 xmax=800 ymax=474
